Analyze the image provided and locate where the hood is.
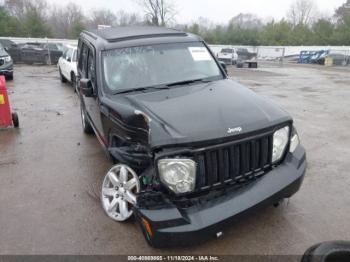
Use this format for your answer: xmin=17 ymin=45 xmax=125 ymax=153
xmin=122 ymin=79 xmax=291 ymax=148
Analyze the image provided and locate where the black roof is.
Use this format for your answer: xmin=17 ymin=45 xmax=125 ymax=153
xmin=86 ymin=26 xmax=188 ymax=43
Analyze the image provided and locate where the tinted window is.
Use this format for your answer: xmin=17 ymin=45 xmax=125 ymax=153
xmin=66 ymin=49 xmax=73 ymax=61
xmin=87 ymin=49 xmax=95 ymax=84
xmin=48 ymin=43 xmax=58 ymax=50
xmin=62 ymin=49 xmax=68 ymax=58
xmin=79 ymin=44 xmax=88 ymax=77
xmin=221 ymin=49 xmax=233 ymax=53
xmin=72 ymin=50 xmax=77 ymax=62
xmin=0 ymin=39 xmax=13 ymax=48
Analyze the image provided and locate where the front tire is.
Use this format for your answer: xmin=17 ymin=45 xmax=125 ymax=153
xmin=12 ymin=112 xmax=19 ymax=128
xmin=6 ymin=73 xmax=13 ymax=81
xmin=101 ymin=164 xmax=140 ymax=222
xmin=80 ymin=105 xmax=94 ymax=134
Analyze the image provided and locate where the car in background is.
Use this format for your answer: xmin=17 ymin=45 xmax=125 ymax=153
xmin=21 ymin=42 xmax=63 ymax=65
xmin=0 ymin=43 xmax=14 ymax=80
xmin=236 ymin=48 xmax=257 ymax=61
xmin=217 ymin=47 xmax=238 ymax=65
xmin=0 ymin=39 xmax=21 ymax=63
xmin=318 ymin=53 xmax=350 ymax=66
xmin=58 ymin=45 xmax=78 ymax=89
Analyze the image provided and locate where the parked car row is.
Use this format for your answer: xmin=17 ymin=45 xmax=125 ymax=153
xmin=0 ymin=39 xmax=63 ymax=65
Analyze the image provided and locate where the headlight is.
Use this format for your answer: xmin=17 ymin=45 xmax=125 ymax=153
xmin=158 ymin=159 xmax=196 ymax=194
xmin=289 ymin=129 xmax=300 ymax=153
xmin=272 ymin=126 xmax=290 ymax=163
xmin=4 ymin=56 xmax=12 ymax=63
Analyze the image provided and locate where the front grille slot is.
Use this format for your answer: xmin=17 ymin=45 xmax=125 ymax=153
xmin=195 ymin=134 xmax=273 ymax=190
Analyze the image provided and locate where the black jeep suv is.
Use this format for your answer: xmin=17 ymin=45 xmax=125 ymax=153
xmin=77 ymin=27 xmax=306 ymax=247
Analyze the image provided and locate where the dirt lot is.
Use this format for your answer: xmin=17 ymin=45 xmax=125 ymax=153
xmin=1 ymin=64 xmax=350 ymax=255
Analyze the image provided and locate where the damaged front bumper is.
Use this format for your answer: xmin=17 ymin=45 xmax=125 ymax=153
xmin=134 ymin=145 xmax=306 ymax=247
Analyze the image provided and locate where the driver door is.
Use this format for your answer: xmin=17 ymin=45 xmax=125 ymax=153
xmin=80 ymin=42 xmax=105 ymax=144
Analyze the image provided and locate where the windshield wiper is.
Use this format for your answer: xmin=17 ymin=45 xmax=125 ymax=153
xmin=166 ymin=78 xmax=212 ymax=87
xmin=113 ymin=85 xmax=169 ymax=95
xmin=112 ymin=79 xmax=212 ymax=95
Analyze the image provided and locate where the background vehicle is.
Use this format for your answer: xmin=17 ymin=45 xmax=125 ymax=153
xmin=0 ymin=39 xmax=21 ymax=63
xmin=217 ymin=47 xmax=238 ymax=65
xmin=21 ymin=42 xmax=63 ymax=65
xmin=236 ymin=48 xmax=258 ymax=68
xmin=0 ymin=43 xmax=14 ymax=80
xmin=58 ymin=45 xmax=78 ymax=89
xmin=77 ymin=27 xmax=306 ymax=248
xmin=318 ymin=53 xmax=350 ymax=66
xmin=237 ymin=48 xmax=257 ymax=61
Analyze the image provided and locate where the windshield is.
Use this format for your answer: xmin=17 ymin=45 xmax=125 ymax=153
xmin=72 ymin=50 xmax=77 ymax=62
xmin=0 ymin=45 xmax=8 ymax=56
xmin=102 ymin=42 xmax=223 ymax=93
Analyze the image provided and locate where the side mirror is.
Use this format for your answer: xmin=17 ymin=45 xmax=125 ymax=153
xmin=4 ymin=47 xmax=8 ymax=51
xmin=66 ymin=57 xmax=71 ymax=62
xmin=80 ymin=79 xmax=94 ymax=97
xmin=219 ymin=61 xmax=228 ymax=74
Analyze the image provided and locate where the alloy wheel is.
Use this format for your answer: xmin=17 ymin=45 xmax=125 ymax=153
xmin=101 ymin=164 xmax=140 ymax=221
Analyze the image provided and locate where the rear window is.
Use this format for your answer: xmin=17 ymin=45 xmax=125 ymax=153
xmin=48 ymin=43 xmax=58 ymax=50
xmin=221 ymin=49 xmax=233 ymax=53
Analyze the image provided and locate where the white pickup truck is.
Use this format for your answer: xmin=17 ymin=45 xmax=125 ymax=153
xmin=217 ymin=47 xmax=238 ymax=65
xmin=217 ymin=47 xmax=258 ymax=68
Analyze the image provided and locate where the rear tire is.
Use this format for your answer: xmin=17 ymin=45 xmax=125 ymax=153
xmin=12 ymin=112 xmax=19 ymax=128
xmin=6 ymin=73 xmax=13 ymax=81
xmin=59 ymin=67 xmax=67 ymax=83
xmin=80 ymin=105 xmax=94 ymax=134
xmin=71 ymin=72 xmax=77 ymax=92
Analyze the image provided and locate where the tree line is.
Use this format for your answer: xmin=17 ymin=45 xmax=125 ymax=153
xmin=183 ymin=0 xmax=350 ymax=46
xmin=0 ymin=0 xmax=350 ymax=46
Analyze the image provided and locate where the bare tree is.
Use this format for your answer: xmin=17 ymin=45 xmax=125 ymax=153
xmin=335 ymin=0 xmax=350 ymax=22
xmin=229 ymin=13 xmax=263 ymax=29
xmin=115 ymin=10 xmax=143 ymax=26
xmin=48 ymin=2 xmax=85 ymax=38
xmin=88 ymin=9 xmax=117 ymax=28
xmin=136 ymin=0 xmax=176 ymax=26
xmin=5 ymin=0 xmax=49 ymax=20
xmin=287 ymin=0 xmax=317 ymax=26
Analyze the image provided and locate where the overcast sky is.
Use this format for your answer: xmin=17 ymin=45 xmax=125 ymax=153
xmin=47 ymin=0 xmax=346 ymax=23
